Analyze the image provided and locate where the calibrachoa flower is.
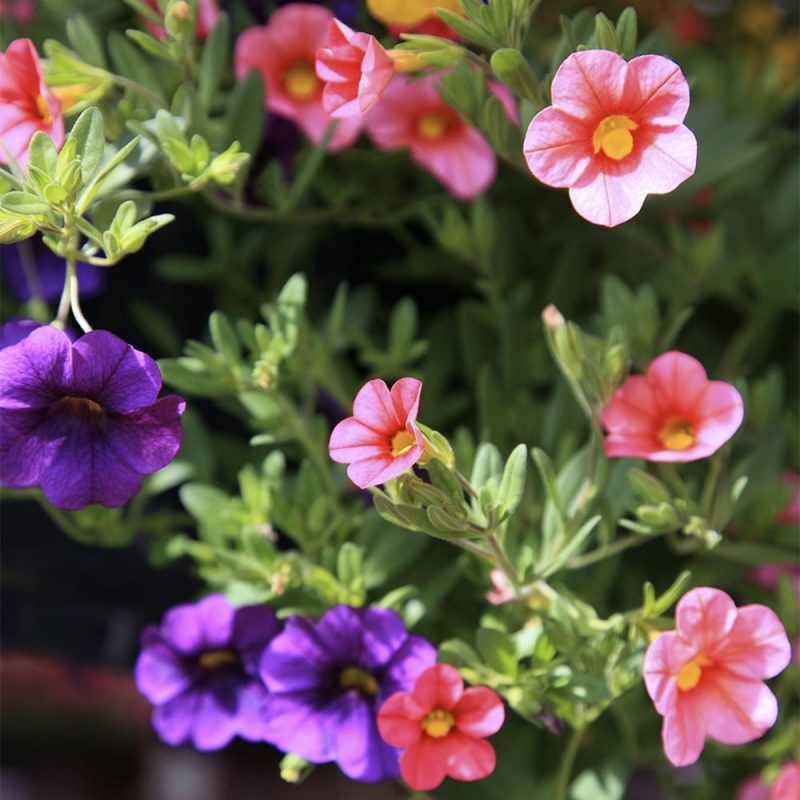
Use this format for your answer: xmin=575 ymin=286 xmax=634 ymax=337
xmin=135 ymin=595 xmax=280 ymax=750
xmin=523 ymin=50 xmax=697 ymax=226
xmin=377 ymin=663 xmax=505 ymax=791
xmin=736 ymin=762 xmax=800 ymax=800
xmin=0 ymin=38 xmax=64 ymax=169
xmin=142 ymin=0 xmax=220 ymax=40
xmin=315 ymin=18 xmax=394 ymax=118
xmin=601 ymin=350 xmax=744 ymax=462
xmin=0 ymin=326 xmax=185 ymax=509
xmin=260 ymin=604 xmax=436 ymax=782
xmin=643 ymin=587 xmax=791 ymax=767
xmin=328 ymin=377 xmax=424 ymax=489
xmin=366 ymin=75 xmax=497 ymax=199
xmin=234 ymin=4 xmax=362 ymax=151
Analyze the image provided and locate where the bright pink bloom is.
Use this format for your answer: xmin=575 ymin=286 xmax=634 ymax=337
xmin=377 ymin=663 xmax=505 ymax=791
xmin=366 ymin=75 xmax=496 ymax=199
xmin=0 ymin=38 xmax=63 ymax=169
xmin=328 ymin=377 xmax=424 ymax=489
xmin=602 ymin=350 xmax=744 ymax=462
xmin=772 ymin=761 xmax=800 ymax=800
xmin=315 ymin=19 xmax=394 ymax=118
xmin=234 ymin=4 xmax=361 ymax=151
xmin=643 ymin=587 xmax=791 ymax=767
xmin=523 ymin=50 xmax=697 ymax=226
xmin=142 ymin=0 xmax=220 ymax=40
xmin=0 ymin=0 xmax=36 ymax=25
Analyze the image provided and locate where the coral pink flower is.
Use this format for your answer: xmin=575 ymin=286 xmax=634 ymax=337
xmin=772 ymin=761 xmax=800 ymax=800
xmin=365 ymin=75 xmax=496 ymax=199
xmin=377 ymin=663 xmax=505 ymax=791
xmin=523 ymin=50 xmax=697 ymax=226
xmin=0 ymin=38 xmax=63 ymax=169
xmin=643 ymin=587 xmax=791 ymax=767
xmin=328 ymin=377 xmax=424 ymax=489
xmin=234 ymin=4 xmax=361 ymax=151
xmin=602 ymin=350 xmax=744 ymax=462
xmin=315 ymin=18 xmax=394 ymax=118
xmin=142 ymin=0 xmax=219 ymax=40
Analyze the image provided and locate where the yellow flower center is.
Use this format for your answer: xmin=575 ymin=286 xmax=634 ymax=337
xmin=422 ymin=709 xmax=455 ymax=738
xmin=416 ymin=111 xmax=450 ymax=140
xmin=390 ymin=429 xmax=417 ymax=457
xmin=339 ymin=666 xmax=378 ymax=695
xmin=198 ymin=649 xmax=239 ymax=670
xmin=36 ymin=93 xmax=53 ymax=125
xmin=676 ymin=654 xmax=714 ymax=691
xmin=592 ymin=114 xmax=638 ymax=160
xmin=659 ymin=417 xmax=696 ymax=450
xmin=284 ymin=62 xmax=320 ymax=100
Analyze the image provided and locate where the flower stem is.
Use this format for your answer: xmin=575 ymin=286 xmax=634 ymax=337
xmin=565 ymin=531 xmax=651 ymax=570
xmin=111 ymin=75 xmax=166 ymax=108
xmin=555 ymin=725 xmax=583 ymax=800
xmin=67 ymin=258 xmax=93 ymax=333
xmin=487 ymin=533 xmax=521 ymax=594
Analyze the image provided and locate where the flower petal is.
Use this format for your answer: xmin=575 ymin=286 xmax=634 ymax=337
xmin=662 ymin=697 xmax=707 ymax=766
xmin=400 ymin=735 xmax=449 ymax=792
xmin=328 ymin=417 xmax=387 ymax=464
xmin=676 ymin=587 xmax=738 ymax=651
xmin=382 ymin=634 xmax=438 ymax=697
xmin=568 ymin=160 xmax=647 ymax=227
xmin=390 ymin=377 xmax=422 ymax=427
xmin=550 ymin=50 xmax=628 ymax=121
xmin=445 ymin=729 xmax=496 ymax=782
xmin=151 ymin=688 xmax=200 ymax=746
xmin=643 ymin=631 xmax=696 ymax=715
xmin=716 ymin=605 xmax=791 ymax=680
xmin=231 ymin=604 xmax=281 ymax=677
xmin=635 ymin=125 xmax=697 ymax=194
xmin=523 ymin=106 xmax=593 ymax=188
xmin=412 ymin=663 xmax=463 ymax=712
xmin=352 ymin=378 xmax=399 ymax=431
xmin=360 ymin=606 xmax=413 ymax=670
xmin=134 ymin=637 xmax=192 ymax=705
xmin=377 ymin=691 xmax=426 ymax=747
xmin=454 ymin=686 xmax=505 ymax=737
xmin=693 ymin=381 xmax=744 ymax=454
xmin=261 ymin=689 xmax=338 ymax=762
xmin=625 ymin=54 xmax=691 ymax=127
xmin=260 ymin=616 xmax=332 ymax=692
xmin=645 ymin=351 xmax=709 ymax=417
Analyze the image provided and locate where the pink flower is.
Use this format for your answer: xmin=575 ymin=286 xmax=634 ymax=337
xmin=0 ymin=0 xmax=36 ymax=25
xmin=601 ymin=350 xmax=744 ymax=462
xmin=142 ymin=0 xmax=220 ymax=40
xmin=643 ymin=587 xmax=791 ymax=767
xmin=366 ymin=75 xmax=496 ymax=199
xmin=328 ymin=377 xmax=424 ymax=489
xmin=377 ymin=663 xmax=505 ymax=791
xmin=315 ymin=19 xmax=394 ymax=118
xmin=0 ymin=38 xmax=63 ymax=169
xmin=736 ymin=775 xmax=770 ymax=800
xmin=486 ymin=569 xmax=514 ymax=606
xmin=772 ymin=761 xmax=800 ymax=800
xmin=234 ymin=4 xmax=362 ymax=151
xmin=749 ymin=564 xmax=800 ymax=598
xmin=523 ymin=50 xmax=697 ymax=227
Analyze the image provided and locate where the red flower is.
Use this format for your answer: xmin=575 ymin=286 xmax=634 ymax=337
xmin=377 ymin=663 xmax=505 ymax=791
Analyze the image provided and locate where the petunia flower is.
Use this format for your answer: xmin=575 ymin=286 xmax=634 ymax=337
xmin=0 ymin=38 xmax=64 ymax=169
xmin=328 ymin=376 xmax=424 ymax=489
xmin=601 ymin=350 xmax=744 ymax=462
xmin=234 ymin=4 xmax=362 ymax=151
xmin=365 ymin=75 xmax=497 ymax=199
xmin=141 ymin=0 xmax=220 ymax=41
xmin=0 ymin=325 xmax=185 ymax=509
xmin=135 ymin=594 xmax=280 ymax=751
xmin=315 ymin=18 xmax=395 ymax=118
xmin=643 ymin=587 xmax=791 ymax=767
xmin=377 ymin=662 xmax=505 ymax=791
xmin=259 ymin=604 xmax=436 ymax=782
xmin=523 ymin=50 xmax=697 ymax=227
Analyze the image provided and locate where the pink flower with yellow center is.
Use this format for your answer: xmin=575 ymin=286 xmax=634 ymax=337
xmin=643 ymin=587 xmax=791 ymax=767
xmin=0 ymin=38 xmax=64 ymax=169
xmin=234 ymin=4 xmax=362 ymax=151
xmin=328 ymin=377 xmax=424 ymax=489
xmin=523 ymin=50 xmax=697 ymax=227
xmin=601 ymin=350 xmax=744 ymax=462
xmin=377 ymin=663 xmax=505 ymax=791
xmin=315 ymin=19 xmax=395 ymax=118
xmin=365 ymin=75 xmax=497 ymax=199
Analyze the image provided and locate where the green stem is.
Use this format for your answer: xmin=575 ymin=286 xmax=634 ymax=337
xmin=283 ymin=122 xmax=338 ymax=212
xmin=67 ymin=257 xmax=93 ymax=332
xmin=487 ymin=533 xmax=521 ymax=593
xmin=566 ymin=532 xmax=651 ymax=570
xmin=111 ymin=75 xmax=166 ymax=108
xmin=555 ymin=726 xmax=583 ymax=800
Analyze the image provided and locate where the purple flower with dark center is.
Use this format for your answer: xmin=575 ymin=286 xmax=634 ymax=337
xmin=0 ymin=325 xmax=185 ymax=509
xmin=1 ymin=243 xmax=105 ymax=302
xmin=260 ymin=604 xmax=437 ymax=783
xmin=135 ymin=595 xmax=281 ymax=751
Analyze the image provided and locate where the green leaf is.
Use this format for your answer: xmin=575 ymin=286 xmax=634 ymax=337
xmin=490 ymin=48 xmax=542 ymax=105
xmin=615 ymin=7 xmax=638 ymax=59
xmin=497 ymin=443 xmax=528 ymax=520
xmin=476 ymin=628 xmax=518 ymax=677
xmin=68 ymin=107 xmax=105 ymax=183
xmin=0 ymin=192 xmax=50 ymax=215
xmin=594 ymin=12 xmax=619 ymax=51
xmin=539 ymin=515 xmax=601 ymax=577
xmin=435 ymin=9 xmax=497 ymax=49
xmin=471 ymin=442 xmax=503 ymax=489
xmin=27 ymin=132 xmax=58 ymax=175
xmin=66 ymin=14 xmax=107 ymax=69
xmin=224 ymin=69 xmax=265 ymax=156
xmin=199 ymin=13 xmax=230 ymax=108
xmin=626 ymin=468 xmax=671 ymax=504
xmin=109 ymin=30 xmax=164 ymax=98
xmin=209 ymin=311 xmax=240 ymax=365
xmin=76 ymin=136 xmax=140 ymax=215
xmin=336 ymin=542 xmax=364 ymax=594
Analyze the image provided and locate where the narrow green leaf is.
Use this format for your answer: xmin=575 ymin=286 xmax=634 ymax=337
xmin=68 ymin=107 xmax=105 ymax=183
xmin=66 ymin=14 xmax=107 ymax=69
xmin=616 ymin=6 xmax=638 ymax=59
xmin=0 ymin=192 xmax=51 ymax=215
xmin=76 ymin=136 xmax=139 ymax=215
xmin=199 ymin=13 xmax=230 ymax=108
xmin=497 ymin=443 xmax=528 ymax=520
xmin=209 ymin=311 xmax=241 ymax=365
xmin=224 ymin=69 xmax=265 ymax=156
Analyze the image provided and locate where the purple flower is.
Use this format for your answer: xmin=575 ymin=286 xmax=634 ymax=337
xmin=260 ymin=604 xmax=437 ymax=783
xmin=135 ymin=595 xmax=281 ymax=751
xmin=0 ymin=318 xmax=43 ymax=349
xmin=1 ymin=243 xmax=105 ymax=302
xmin=0 ymin=325 xmax=185 ymax=509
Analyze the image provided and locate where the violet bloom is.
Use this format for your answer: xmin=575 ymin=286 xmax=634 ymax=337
xmin=260 ymin=604 xmax=437 ymax=782
xmin=0 ymin=325 xmax=185 ymax=509
xmin=136 ymin=595 xmax=280 ymax=751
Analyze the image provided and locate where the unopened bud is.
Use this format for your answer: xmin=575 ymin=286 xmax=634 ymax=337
xmin=166 ymin=0 xmax=194 ymax=39
xmin=542 ymin=304 xmax=565 ymax=329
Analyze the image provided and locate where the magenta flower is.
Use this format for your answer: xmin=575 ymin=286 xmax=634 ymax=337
xmin=328 ymin=377 xmax=424 ymax=489
xmin=315 ymin=18 xmax=395 ymax=118
xmin=0 ymin=325 xmax=185 ymax=509
xmin=523 ymin=50 xmax=697 ymax=226
xmin=643 ymin=587 xmax=791 ymax=767
xmin=135 ymin=595 xmax=280 ymax=751
xmin=772 ymin=762 xmax=800 ymax=800
xmin=365 ymin=75 xmax=498 ymax=200
xmin=601 ymin=350 xmax=744 ymax=462
xmin=260 ymin=604 xmax=436 ymax=782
